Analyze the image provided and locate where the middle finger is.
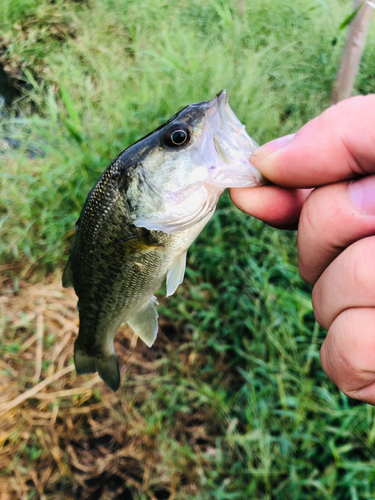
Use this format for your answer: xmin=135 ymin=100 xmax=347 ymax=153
xmin=298 ymin=176 xmax=375 ymax=285
xmin=312 ymin=236 xmax=375 ymax=330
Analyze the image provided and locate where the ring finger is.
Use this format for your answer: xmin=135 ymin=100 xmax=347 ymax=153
xmin=312 ymin=236 xmax=375 ymax=330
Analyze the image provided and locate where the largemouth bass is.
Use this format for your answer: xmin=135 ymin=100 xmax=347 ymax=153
xmin=63 ymin=90 xmax=264 ymax=391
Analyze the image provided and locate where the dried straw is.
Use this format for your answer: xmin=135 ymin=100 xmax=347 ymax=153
xmin=0 ymin=277 xmax=211 ymax=499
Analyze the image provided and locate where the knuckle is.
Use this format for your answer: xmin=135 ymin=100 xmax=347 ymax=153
xmin=298 ymin=259 xmax=311 ymax=285
xmin=319 ymin=340 xmax=330 ymax=376
xmin=297 ymin=188 xmax=328 ymax=285
xmin=311 ymin=284 xmax=325 ymax=328
xmin=346 ymin=237 xmax=375 ymax=291
xmin=299 ymin=190 xmax=318 ymax=235
xmin=322 ymin=308 xmax=375 ymax=400
xmin=298 ymin=250 xmax=320 ymax=286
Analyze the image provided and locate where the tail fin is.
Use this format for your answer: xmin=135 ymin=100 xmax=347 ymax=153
xmin=74 ymin=344 xmax=120 ymax=392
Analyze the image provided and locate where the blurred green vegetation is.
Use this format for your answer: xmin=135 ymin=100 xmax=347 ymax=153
xmin=1 ymin=0 xmax=375 ymax=498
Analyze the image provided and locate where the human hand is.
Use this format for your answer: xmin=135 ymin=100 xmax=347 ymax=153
xmin=230 ymin=95 xmax=375 ymax=405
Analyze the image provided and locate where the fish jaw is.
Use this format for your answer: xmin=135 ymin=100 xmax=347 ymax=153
xmin=199 ymin=89 xmax=265 ymax=189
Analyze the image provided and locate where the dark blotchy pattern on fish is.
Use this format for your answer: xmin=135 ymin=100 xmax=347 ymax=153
xmin=63 ymin=102 xmax=211 ymax=390
xmin=63 ymin=91 xmax=263 ymax=391
xmin=65 ymin=164 xmax=165 ymax=389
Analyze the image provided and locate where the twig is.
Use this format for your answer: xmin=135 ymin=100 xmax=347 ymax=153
xmin=31 ymin=470 xmax=47 ymax=500
xmin=34 ymin=309 xmax=44 ymax=381
xmin=0 ymin=364 xmax=74 ymax=416
xmin=50 ymin=400 xmax=59 ymax=426
xmin=33 ymin=387 xmax=92 ymax=400
xmin=20 ymin=333 xmax=38 ymax=352
xmin=332 ymin=0 xmax=374 ymax=103
xmin=51 ymin=330 xmax=75 ymax=363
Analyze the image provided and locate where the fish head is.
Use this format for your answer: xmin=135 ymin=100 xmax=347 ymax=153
xmin=124 ymin=90 xmax=265 ymax=234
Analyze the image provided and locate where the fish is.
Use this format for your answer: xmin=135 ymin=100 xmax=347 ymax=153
xmin=62 ymin=90 xmax=265 ymax=391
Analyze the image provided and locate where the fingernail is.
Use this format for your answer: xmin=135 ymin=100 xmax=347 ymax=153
xmin=349 ymin=176 xmax=375 ymax=215
xmin=251 ymin=133 xmax=296 ymax=160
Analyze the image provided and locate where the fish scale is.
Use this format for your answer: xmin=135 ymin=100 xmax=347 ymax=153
xmin=63 ymin=90 xmax=264 ymax=391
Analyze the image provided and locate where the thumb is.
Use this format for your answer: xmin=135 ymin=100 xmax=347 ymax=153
xmin=250 ymin=95 xmax=375 ymax=188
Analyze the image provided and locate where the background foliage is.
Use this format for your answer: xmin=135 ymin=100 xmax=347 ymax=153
xmin=1 ymin=0 xmax=375 ymax=498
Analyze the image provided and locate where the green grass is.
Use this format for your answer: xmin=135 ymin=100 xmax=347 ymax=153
xmin=1 ymin=0 xmax=361 ymax=271
xmin=1 ymin=0 xmax=375 ymax=498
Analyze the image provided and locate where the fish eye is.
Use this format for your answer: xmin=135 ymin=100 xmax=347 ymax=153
xmin=164 ymin=124 xmax=190 ymax=148
xmin=171 ymin=130 xmax=187 ymax=145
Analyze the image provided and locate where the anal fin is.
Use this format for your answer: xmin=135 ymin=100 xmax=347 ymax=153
xmin=166 ymin=251 xmax=187 ymax=297
xmin=127 ymin=296 xmax=159 ymax=347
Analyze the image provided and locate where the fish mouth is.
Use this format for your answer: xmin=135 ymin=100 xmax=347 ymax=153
xmin=207 ymin=89 xmax=229 ymax=110
xmin=201 ymin=90 xmax=265 ymax=188
xmin=206 ymin=89 xmax=258 ymax=153
xmin=206 ymin=90 xmax=232 ymax=138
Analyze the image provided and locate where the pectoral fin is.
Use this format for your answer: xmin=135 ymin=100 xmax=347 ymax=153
xmin=166 ymin=251 xmax=187 ymax=297
xmin=127 ymin=296 xmax=159 ymax=347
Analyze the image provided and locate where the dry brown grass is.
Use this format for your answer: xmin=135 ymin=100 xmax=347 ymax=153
xmin=0 ymin=276 xmax=213 ymax=499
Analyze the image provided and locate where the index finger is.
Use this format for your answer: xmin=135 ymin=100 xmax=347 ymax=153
xmin=250 ymin=95 xmax=375 ymax=188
